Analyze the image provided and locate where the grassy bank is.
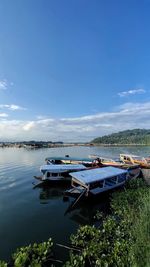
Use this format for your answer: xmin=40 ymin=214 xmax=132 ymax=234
xmin=0 ymin=179 xmax=149 ymax=267
xmin=65 ymin=178 xmax=150 ymax=267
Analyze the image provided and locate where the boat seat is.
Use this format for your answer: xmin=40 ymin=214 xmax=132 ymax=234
xmin=105 ymin=181 xmax=116 ymax=186
xmin=90 ymin=187 xmax=103 ymax=195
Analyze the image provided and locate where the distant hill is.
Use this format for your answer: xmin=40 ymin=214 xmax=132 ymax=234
xmin=91 ymin=129 xmax=150 ymax=145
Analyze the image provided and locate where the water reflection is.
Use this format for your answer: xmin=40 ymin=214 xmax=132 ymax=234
xmin=33 ymin=181 xmax=111 ymax=225
xmin=33 ymin=181 xmax=70 ymax=204
xmin=66 ymin=193 xmax=111 ymax=225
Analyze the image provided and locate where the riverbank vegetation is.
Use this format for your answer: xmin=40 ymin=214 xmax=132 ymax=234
xmin=0 ymin=238 xmax=55 ymax=267
xmin=0 ymin=178 xmax=149 ymax=267
xmin=65 ymin=178 xmax=149 ymax=267
xmin=92 ymin=129 xmax=150 ymax=145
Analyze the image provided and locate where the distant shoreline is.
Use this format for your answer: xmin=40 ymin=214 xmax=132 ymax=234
xmin=0 ymin=143 xmax=150 ymax=148
xmin=91 ymin=143 xmax=150 ymax=146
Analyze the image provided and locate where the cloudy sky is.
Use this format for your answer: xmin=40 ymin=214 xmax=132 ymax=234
xmin=0 ymin=0 xmax=150 ymax=142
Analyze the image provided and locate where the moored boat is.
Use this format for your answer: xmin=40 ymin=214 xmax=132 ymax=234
xmin=89 ymin=155 xmax=141 ymax=177
xmin=89 ymin=154 xmax=136 ymax=167
xmin=65 ymin=166 xmax=129 ymax=199
xmin=45 ymin=156 xmax=100 ymax=167
xmin=120 ymin=154 xmax=150 ymax=168
xmin=34 ymin=164 xmax=87 ymax=182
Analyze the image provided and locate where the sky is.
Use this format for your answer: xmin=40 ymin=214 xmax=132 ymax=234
xmin=0 ymin=0 xmax=150 ymax=142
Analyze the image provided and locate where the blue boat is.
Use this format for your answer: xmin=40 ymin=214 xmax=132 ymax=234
xmin=34 ymin=164 xmax=87 ymax=182
xmin=65 ymin=166 xmax=128 ymax=198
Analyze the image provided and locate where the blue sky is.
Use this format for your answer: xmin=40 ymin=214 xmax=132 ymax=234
xmin=0 ymin=0 xmax=150 ymax=141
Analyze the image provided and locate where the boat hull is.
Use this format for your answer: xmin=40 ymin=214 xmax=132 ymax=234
xmin=34 ymin=175 xmax=71 ymax=183
xmin=65 ymin=180 xmax=125 ymax=198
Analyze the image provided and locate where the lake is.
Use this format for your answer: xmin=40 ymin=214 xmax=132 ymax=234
xmin=0 ymin=146 xmax=150 ymax=262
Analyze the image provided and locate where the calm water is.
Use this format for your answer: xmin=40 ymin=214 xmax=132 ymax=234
xmin=0 ymin=146 xmax=150 ymax=261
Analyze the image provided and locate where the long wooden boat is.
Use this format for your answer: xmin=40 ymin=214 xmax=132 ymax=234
xmin=89 ymin=154 xmax=136 ymax=167
xmin=65 ymin=166 xmax=129 ymax=199
xmin=45 ymin=156 xmax=100 ymax=167
xmin=89 ymin=155 xmax=141 ymax=177
xmin=34 ymin=164 xmax=87 ymax=182
xmin=120 ymin=154 xmax=150 ymax=168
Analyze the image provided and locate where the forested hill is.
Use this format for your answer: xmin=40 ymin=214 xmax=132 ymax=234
xmin=91 ymin=129 xmax=150 ymax=145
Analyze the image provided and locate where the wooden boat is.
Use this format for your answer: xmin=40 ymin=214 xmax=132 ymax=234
xmin=120 ymin=154 xmax=150 ymax=168
xmin=89 ymin=154 xmax=134 ymax=167
xmin=89 ymin=155 xmax=141 ymax=177
xmin=65 ymin=166 xmax=129 ymax=199
xmin=34 ymin=164 xmax=87 ymax=182
xmin=45 ymin=156 xmax=100 ymax=167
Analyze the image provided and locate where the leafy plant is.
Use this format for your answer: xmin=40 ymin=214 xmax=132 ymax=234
xmin=12 ymin=238 xmax=54 ymax=267
xmin=0 ymin=261 xmax=8 ymax=267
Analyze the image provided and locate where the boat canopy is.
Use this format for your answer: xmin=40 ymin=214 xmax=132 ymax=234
xmin=40 ymin=164 xmax=86 ymax=173
xmin=70 ymin=166 xmax=127 ymax=185
xmin=45 ymin=156 xmax=96 ymax=162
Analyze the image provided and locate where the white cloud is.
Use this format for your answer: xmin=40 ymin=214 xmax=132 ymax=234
xmin=0 ymin=104 xmax=26 ymax=111
xmin=36 ymin=115 xmax=47 ymax=120
xmin=0 ymin=101 xmax=150 ymax=141
xmin=23 ymin=121 xmax=36 ymax=131
xmin=0 ymin=113 xmax=8 ymax=117
xmin=0 ymin=80 xmax=8 ymax=90
xmin=118 ymin=88 xmax=146 ymax=97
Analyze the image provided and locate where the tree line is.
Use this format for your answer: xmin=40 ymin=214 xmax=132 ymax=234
xmin=92 ymin=129 xmax=150 ymax=145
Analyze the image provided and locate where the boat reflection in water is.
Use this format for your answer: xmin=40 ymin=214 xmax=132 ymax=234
xmin=33 ymin=181 xmax=70 ymax=204
xmin=66 ymin=192 xmax=111 ymax=226
xmin=33 ymin=181 xmax=111 ymax=225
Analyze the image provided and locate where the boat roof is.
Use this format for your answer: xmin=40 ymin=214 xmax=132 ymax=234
xmin=45 ymin=156 xmax=96 ymax=162
xmin=40 ymin=164 xmax=87 ymax=173
xmin=70 ymin=166 xmax=127 ymax=185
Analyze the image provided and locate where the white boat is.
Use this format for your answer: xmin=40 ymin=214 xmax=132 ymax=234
xmin=120 ymin=154 xmax=150 ymax=168
xmin=65 ymin=166 xmax=129 ymax=198
xmin=88 ymin=154 xmax=141 ymax=178
xmin=89 ymin=154 xmax=135 ymax=167
xmin=34 ymin=164 xmax=87 ymax=182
